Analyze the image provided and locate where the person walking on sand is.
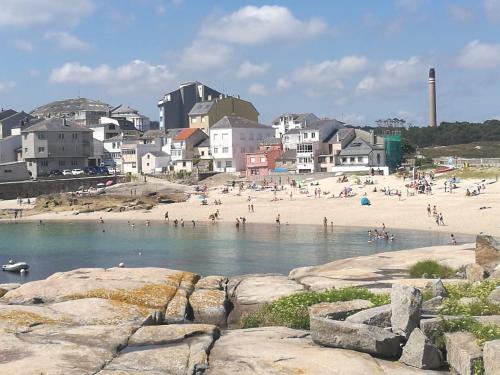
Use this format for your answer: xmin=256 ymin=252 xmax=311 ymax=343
xmin=248 ymin=204 xmax=251 ymax=212
xmin=164 ymin=211 xmax=169 ymax=221
xmin=427 ymin=204 xmax=431 ymax=216
xmin=251 ymin=204 xmax=254 ymax=212
xmin=451 ymin=233 xmax=457 ymax=245
xmin=276 ymin=214 xmax=281 ymax=225
xmin=192 ymin=220 xmax=196 ymax=227
xmin=435 ymin=215 xmax=440 ymax=226
xmin=323 ymin=217 xmax=328 ymax=227
xmin=439 ymin=213 xmax=445 ymax=226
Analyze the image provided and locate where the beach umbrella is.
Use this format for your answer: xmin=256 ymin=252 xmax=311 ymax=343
xmin=360 ymin=197 xmax=370 ymax=206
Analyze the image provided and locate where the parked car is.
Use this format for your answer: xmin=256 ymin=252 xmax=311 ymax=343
xmin=49 ymin=169 xmax=63 ymax=176
xmin=96 ymin=166 xmax=110 ymax=175
xmin=84 ymin=167 xmax=98 ymax=175
xmin=107 ymin=167 xmax=119 ymax=174
xmin=62 ymin=170 xmax=72 ymax=176
xmin=72 ymin=169 xmax=84 ymax=175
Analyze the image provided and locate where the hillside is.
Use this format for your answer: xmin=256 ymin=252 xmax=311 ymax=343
xmin=420 ymin=141 xmax=500 ymax=158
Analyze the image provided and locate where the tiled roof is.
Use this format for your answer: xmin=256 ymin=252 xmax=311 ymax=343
xmin=21 ymin=117 xmax=91 ymax=132
xmin=212 ymin=115 xmax=270 ymax=129
xmin=31 ymin=98 xmax=112 ymax=116
xmin=174 ymin=128 xmax=198 ymax=141
xmin=147 ymin=151 xmax=169 ymax=157
xmin=111 ymin=104 xmax=138 ymax=114
xmin=339 ymin=137 xmax=384 ymax=156
xmin=0 ymin=109 xmax=17 ymax=121
xmin=195 ymin=138 xmax=210 ymax=148
xmin=188 ymin=101 xmax=214 ymax=116
xmin=276 ymin=149 xmax=296 ymax=161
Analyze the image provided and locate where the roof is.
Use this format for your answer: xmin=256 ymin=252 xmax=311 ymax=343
xmin=111 ymin=104 xmax=138 ymax=115
xmin=272 ymin=112 xmax=318 ymax=124
xmin=0 ymin=111 xmax=35 ymax=129
xmin=261 ymin=137 xmax=282 ymax=146
xmin=324 ymin=128 xmax=355 ymax=143
xmin=276 ymin=149 xmax=297 ymax=161
xmin=31 ymin=97 xmax=112 ymax=116
xmin=0 ymin=109 xmax=17 ymax=121
xmin=143 ymin=130 xmax=166 ymax=138
xmin=194 ymin=138 xmax=210 ymax=148
xmin=21 ymin=117 xmax=92 ymax=133
xmin=355 ymin=129 xmax=385 ymax=146
xmin=189 ymin=101 xmax=215 ymax=116
xmin=339 ymin=137 xmax=384 ymax=156
xmin=174 ymin=128 xmax=199 ymax=141
xmin=306 ymin=118 xmax=344 ymax=130
xmin=145 ymin=151 xmax=169 ymax=158
xmin=211 ymin=115 xmax=270 ymax=130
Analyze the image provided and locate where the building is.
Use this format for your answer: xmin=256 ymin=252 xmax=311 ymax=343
xmin=272 ymin=113 xmax=319 ymax=138
xmin=0 ymin=135 xmax=22 ymax=163
xmin=0 ymin=110 xmax=35 ymax=138
xmin=157 ymin=81 xmax=222 ymax=130
xmin=31 ymin=98 xmax=112 ymax=127
xmin=110 ymin=104 xmax=150 ymax=132
xmin=141 ymin=151 xmax=171 ymax=174
xmin=0 ymin=161 xmax=30 ymax=182
xmin=210 ymin=116 xmax=274 ymax=173
xmin=168 ymin=128 xmax=208 ymax=164
xmin=121 ymin=137 xmax=161 ymax=174
xmin=188 ymin=96 xmax=259 ymax=134
xmin=193 ymin=138 xmax=211 ymax=160
xmin=245 ymin=137 xmax=283 ymax=180
xmin=275 ymin=149 xmax=297 ymax=172
xmin=21 ymin=118 xmax=93 ymax=178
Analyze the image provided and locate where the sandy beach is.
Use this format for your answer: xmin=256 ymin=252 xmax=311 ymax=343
xmin=3 ymin=174 xmax=500 ymax=237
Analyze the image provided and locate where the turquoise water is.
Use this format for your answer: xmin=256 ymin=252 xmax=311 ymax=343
xmin=0 ymin=221 xmax=471 ymax=283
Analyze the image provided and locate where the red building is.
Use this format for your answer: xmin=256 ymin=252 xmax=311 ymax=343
xmin=245 ymin=138 xmax=283 ymax=181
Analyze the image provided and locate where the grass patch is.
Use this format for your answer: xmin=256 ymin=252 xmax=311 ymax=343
xmin=440 ymin=279 xmax=500 ymax=316
xmin=408 ymin=260 xmax=456 ymax=279
xmin=240 ymin=287 xmax=390 ymax=330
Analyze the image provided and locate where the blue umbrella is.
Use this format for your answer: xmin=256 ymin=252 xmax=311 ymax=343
xmin=360 ymin=197 xmax=370 ymax=206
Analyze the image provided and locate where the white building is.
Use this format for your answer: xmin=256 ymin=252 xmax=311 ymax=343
xmin=142 ymin=151 xmax=171 ymax=174
xmin=210 ymin=115 xmax=274 ymax=173
xmin=110 ymin=105 xmax=151 ymax=132
xmin=272 ymin=113 xmax=319 ymax=138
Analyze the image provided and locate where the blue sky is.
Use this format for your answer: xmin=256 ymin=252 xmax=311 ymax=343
xmin=1 ymin=0 xmax=500 ymax=126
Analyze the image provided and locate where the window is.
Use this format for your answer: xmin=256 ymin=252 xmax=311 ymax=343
xmin=213 ymin=147 xmax=218 ymax=154
xmin=303 ymin=133 xmax=308 ymax=139
xmin=297 ymin=144 xmax=313 ymax=153
xmin=38 ymin=147 xmax=45 ymax=153
xmin=28 ymin=162 xmax=32 ymax=166
xmin=201 ymin=151 xmax=205 ymax=156
xmin=217 ymin=161 xmax=222 ymax=168
xmin=192 ymin=117 xmax=198 ymax=123
xmin=24 ymin=148 xmax=28 ymax=153
xmin=132 ymin=163 xmax=137 ymax=168
xmin=58 ymin=133 xmax=65 ymax=139
xmin=182 ymin=161 xmax=186 ymax=167
xmin=358 ymin=157 xmax=363 ymax=163
xmin=350 ymin=157 xmax=355 ymax=162
xmin=37 ymin=133 xmax=45 ymax=139
xmin=40 ymin=160 xmax=48 ymax=166
xmin=146 ymin=163 xmax=149 ymax=166
xmin=147 ymin=154 xmax=150 ymax=159
xmin=250 ymin=157 xmax=255 ymax=163
xmin=222 ymin=133 xmax=228 ymax=141
xmin=226 ymin=161 xmax=232 ymax=168
xmin=260 ymin=157 xmax=266 ymax=163
xmin=222 ymin=147 xmax=228 ymax=153
xmin=72 ymin=133 xmax=78 ymax=140
xmin=342 ymin=157 xmax=347 ymax=163
xmin=59 ymin=161 xmax=65 ymax=166
xmin=71 ymin=160 xmax=78 ymax=166
xmin=213 ymin=134 xmax=218 ymax=141
xmin=311 ymin=132 xmax=316 ymax=138
xmin=284 ymin=136 xmax=289 ymax=142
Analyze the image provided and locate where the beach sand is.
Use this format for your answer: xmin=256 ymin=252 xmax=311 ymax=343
xmin=6 ymin=174 xmax=500 ymax=237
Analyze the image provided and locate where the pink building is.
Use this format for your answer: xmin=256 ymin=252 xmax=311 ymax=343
xmin=245 ymin=138 xmax=283 ymax=181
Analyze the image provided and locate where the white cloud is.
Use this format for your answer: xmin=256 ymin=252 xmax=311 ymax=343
xmin=484 ymin=0 xmax=500 ymax=20
xmin=177 ymin=41 xmax=233 ymax=70
xmin=44 ymin=31 xmax=90 ymax=51
xmin=14 ymin=39 xmax=35 ymax=52
xmin=0 ymin=81 xmax=16 ymax=94
xmin=342 ymin=114 xmax=366 ymax=126
xmin=448 ymin=5 xmax=474 ymax=23
xmin=291 ymin=56 xmax=368 ymax=88
xmin=356 ymin=56 xmax=425 ymax=94
xmin=200 ymin=5 xmax=327 ymax=45
xmin=0 ymin=0 xmax=95 ymax=28
xmin=236 ymin=61 xmax=270 ymax=78
xmin=457 ymin=40 xmax=500 ymax=69
xmin=49 ymin=60 xmax=175 ymax=93
xmin=276 ymin=78 xmax=290 ymax=91
xmin=248 ymin=83 xmax=268 ymax=96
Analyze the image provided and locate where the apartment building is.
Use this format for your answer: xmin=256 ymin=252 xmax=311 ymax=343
xmin=271 ymin=113 xmax=319 ymax=138
xmin=110 ymin=104 xmax=150 ymax=132
xmin=245 ymin=138 xmax=283 ymax=180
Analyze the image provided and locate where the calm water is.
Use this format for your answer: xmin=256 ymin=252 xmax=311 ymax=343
xmin=0 ymin=221 xmax=472 ymax=283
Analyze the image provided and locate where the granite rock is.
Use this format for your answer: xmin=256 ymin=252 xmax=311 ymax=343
xmin=309 ymin=299 xmax=374 ymax=320
xmin=399 ymin=328 xmax=444 ymax=369
xmin=483 ymin=339 xmax=500 ymax=375
xmin=476 ymin=235 xmax=500 ymax=274
xmin=346 ymin=304 xmax=392 ymax=328
xmin=390 ymin=284 xmax=422 ymax=339
xmin=445 ymin=332 xmax=482 ymax=375
xmin=466 ymin=263 xmax=485 ymax=282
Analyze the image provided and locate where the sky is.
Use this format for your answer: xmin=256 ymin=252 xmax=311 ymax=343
xmin=1 ymin=0 xmax=500 ymax=127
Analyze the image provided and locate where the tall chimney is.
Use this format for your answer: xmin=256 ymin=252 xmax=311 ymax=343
xmin=428 ymin=68 xmax=437 ymax=127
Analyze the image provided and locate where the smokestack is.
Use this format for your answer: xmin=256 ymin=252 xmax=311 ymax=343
xmin=428 ymin=68 xmax=437 ymax=127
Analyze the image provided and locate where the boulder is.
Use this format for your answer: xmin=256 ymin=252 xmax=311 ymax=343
xmin=310 ymin=317 xmax=402 ymax=358
xmin=421 ymin=315 xmax=500 ymax=343
xmin=308 ymin=299 xmax=374 ymax=320
xmin=466 ymin=263 xmax=485 ymax=282
xmin=421 ymin=296 xmax=444 ymax=315
xmin=476 ymin=235 xmax=500 ymax=274
xmin=427 ymin=279 xmax=448 ymax=298
xmin=189 ymin=289 xmax=228 ymax=327
xmin=445 ymin=332 xmax=482 ymax=375
xmin=127 ymin=324 xmax=219 ymax=347
xmin=346 ymin=304 xmax=392 ymax=328
xmin=488 ymin=286 xmax=500 ymax=305
xmin=488 ymin=266 xmax=500 ymax=280
xmin=195 ymin=275 xmax=227 ymax=290
xmin=458 ymin=296 xmax=481 ymax=305
xmin=399 ymin=328 xmax=444 ymax=369
xmin=227 ymin=274 xmax=305 ymax=324
xmin=390 ymin=284 xmax=422 ymax=339
xmin=483 ymin=339 xmax=500 ymax=375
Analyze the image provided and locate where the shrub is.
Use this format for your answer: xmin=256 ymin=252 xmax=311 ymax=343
xmin=431 ymin=317 xmax=500 ymax=350
xmin=240 ymin=287 xmax=390 ymax=330
xmin=408 ymin=260 xmax=455 ymax=279
xmin=440 ymin=279 xmax=500 ymax=316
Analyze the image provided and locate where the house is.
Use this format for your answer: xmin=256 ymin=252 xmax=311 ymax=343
xmin=0 ymin=110 xmax=35 ymax=138
xmin=245 ymin=137 xmax=283 ymax=180
xmin=31 ymin=98 xmax=112 ymax=127
xmin=275 ymin=149 xmax=297 ymax=172
xmin=167 ymin=128 xmax=208 ymax=163
xmin=142 ymin=151 xmax=170 ymax=174
xmin=0 ymin=135 xmax=22 ymax=163
xmin=21 ymin=118 xmax=93 ymax=178
xmin=157 ymin=82 xmax=221 ymax=130
xmin=210 ymin=116 xmax=274 ymax=173
xmin=193 ymin=138 xmax=211 ymax=160
xmin=0 ymin=161 xmax=30 ymax=182
xmin=188 ymin=96 xmax=259 ymax=134
xmin=110 ymin=104 xmax=150 ymax=132
xmin=272 ymin=113 xmax=319 ymax=138
xmin=102 ymin=135 xmax=126 ymax=170
xmin=121 ymin=137 xmax=161 ymax=174
xmin=293 ymin=119 xmax=344 ymax=173
xmin=172 ymin=159 xmax=193 ymax=174
xmin=318 ymin=128 xmax=356 ymax=172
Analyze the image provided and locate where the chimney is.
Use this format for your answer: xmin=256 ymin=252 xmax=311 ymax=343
xmin=428 ymin=68 xmax=437 ymax=127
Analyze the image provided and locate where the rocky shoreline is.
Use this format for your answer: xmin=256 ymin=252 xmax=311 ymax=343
xmin=0 ymin=237 xmax=499 ymax=374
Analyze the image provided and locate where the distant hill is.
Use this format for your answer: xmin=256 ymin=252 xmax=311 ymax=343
xmin=420 ymin=141 xmax=500 ymax=158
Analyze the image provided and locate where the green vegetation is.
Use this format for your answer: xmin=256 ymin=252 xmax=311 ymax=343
xmin=437 ymin=168 xmax=500 ymax=180
xmin=240 ymin=287 xmax=390 ymax=330
xmin=421 ymin=141 xmax=500 ymax=159
xmin=437 ymin=317 xmax=500 ymax=347
xmin=440 ymin=279 xmax=500 ymax=316
xmin=408 ymin=260 xmax=455 ymax=279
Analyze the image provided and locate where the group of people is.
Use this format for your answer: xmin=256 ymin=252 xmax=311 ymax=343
xmin=367 ymin=224 xmax=395 ymax=242
xmin=427 ymin=204 xmax=445 ymax=226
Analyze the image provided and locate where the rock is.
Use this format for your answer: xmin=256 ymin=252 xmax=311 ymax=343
xmin=207 ymin=326 xmax=392 ymax=375
xmin=99 ymin=324 xmax=219 ymax=375
xmin=195 ymin=275 xmax=227 ymax=290
xmin=420 ymin=315 xmax=500 ymax=343
xmin=0 ymin=283 xmax=21 ymax=292
xmin=421 ymin=296 xmax=444 ymax=315
xmin=466 ymin=263 xmax=485 ymax=282
xmin=427 ymin=279 xmax=448 ymax=298
xmin=488 ymin=266 xmax=500 ymax=280
xmin=476 ymin=234 xmax=500 ymax=274
xmin=346 ymin=304 xmax=392 ymax=328
xmin=488 ymin=286 xmax=500 ymax=304
xmin=0 ymin=288 xmax=6 ymax=298
xmin=483 ymin=339 xmax=500 ymax=375
xmin=309 ymin=299 xmax=374 ymax=320
xmin=390 ymin=284 xmax=422 ymax=339
xmin=227 ymin=274 xmax=305 ymax=324
xmin=458 ymin=296 xmax=481 ymax=305
xmin=310 ymin=317 xmax=402 ymax=358
xmin=189 ymin=289 xmax=228 ymax=327
xmin=399 ymin=328 xmax=444 ymax=369
xmin=445 ymin=332 xmax=482 ymax=375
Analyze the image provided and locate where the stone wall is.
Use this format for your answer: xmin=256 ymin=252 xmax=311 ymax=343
xmin=0 ymin=175 xmax=128 ymax=199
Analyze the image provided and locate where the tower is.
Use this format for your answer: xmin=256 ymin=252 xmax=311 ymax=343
xmin=428 ymin=68 xmax=437 ymax=127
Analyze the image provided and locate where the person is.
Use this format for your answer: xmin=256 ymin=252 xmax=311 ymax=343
xmin=180 ymin=219 xmax=185 ymax=227
xmin=435 ymin=215 xmax=440 ymax=226
xmin=192 ymin=220 xmax=196 ymax=227
xmin=276 ymin=214 xmax=281 ymax=225
xmin=289 ymin=191 xmax=293 ymax=200
xmin=323 ymin=217 xmax=328 ymax=227
xmin=14 ymin=210 xmax=18 ymax=219
xmin=164 ymin=211 xmax=169 ymax=221
xmin=439 ymin=213 xmax=445 ymax=226
xmin=99 ymin=217 xmax=104 ymax=224
xmin=242 ymin=217 xmax=246 ymax=224
xmin=248 ymin=204 xmax=251 ymax=212
xmin=251 ymin=204 xmax=254 ymax=212
xmin=444 ymin=181 xmax=448 ymax=193
xmin=382 ymin=223 xmax=386 ymax=231
xmin=173 ymin=219 xmax=178 ymax=227
xmin=451 ymin=233 xmax=457 ymax=245
xmin=368 ymin=229 xmax=372 ymax=239
xmin=235 ymin=218 xmax=240 ymax=228
xmin=146 ymin=220 xmax=150 ymax=227
xmin=390 ymin=234 xmax=395 ymax=241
